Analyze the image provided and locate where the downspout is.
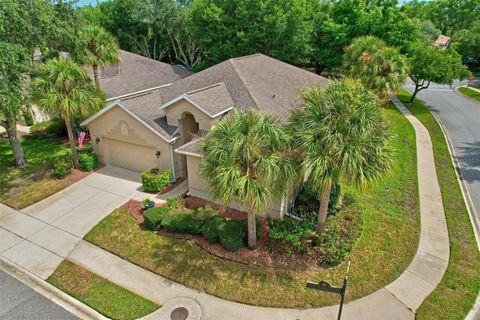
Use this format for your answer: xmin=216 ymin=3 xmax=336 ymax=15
xmin=169 ymin=139 xmax=177 ymax=180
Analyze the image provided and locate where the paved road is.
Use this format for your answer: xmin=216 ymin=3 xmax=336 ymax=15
xmin=0 ymin=270 xmax=77 ymax=320
xmin=404 ymin=82 xmax=480 ymax=222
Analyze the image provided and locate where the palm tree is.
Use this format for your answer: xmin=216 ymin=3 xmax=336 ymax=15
xmin=290 ymin=79 xmax=392 ymax=233
xmin=200 ymin=109 xmax=295 ymax=249
xmin=77 ymin=25 xmax=120 ymax=90
xmin=343 ymin=36 xmax=408 ymax=98
xmin=31 ymin=58 xmax=104 ymax=168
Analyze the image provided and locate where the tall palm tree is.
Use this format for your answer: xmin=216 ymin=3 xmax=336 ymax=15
xmin=200 ymin=109 xmax=295 ymax=249
xmin=290 ymin=79 xmax=392 ymax=233
xmin=31 ymin=58 xmax=104 ymax=168
xmin=77 ymin=25 xmax=120 ymax=90
xmin=343 ymin=36 xmax=408 ymax=98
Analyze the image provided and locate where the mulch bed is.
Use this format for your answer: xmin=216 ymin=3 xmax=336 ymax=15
xmin=159 ymin=177 xmax=185 ymax=194
xmin=121 ymin=196 xmax=321 ymax=270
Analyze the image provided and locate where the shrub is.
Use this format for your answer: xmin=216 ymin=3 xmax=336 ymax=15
xmin=78 ymin=153 xmax=98 ymax=171
xmin=315 ymin=204 xmax=362 ymax=265
xmin=292 ymin=183 xmax=342 ymax=220
xmin=143 ymin=206 xmax=171 ymax=230
xmin=141 ymin=168 xmax=172 ymax=192
xmin=142 ymin=198 xmax=155 ymax=209
xmin=161 ymin=212 xmax=205 ymax=234
xmin=219 ymin=220 xmax=247 ymax=252
xmin=268 ymin=217 xmax=316 ymax=253
xmin=51 ymin=154 xmax=73 ymax=179
xmin=201 ymin=217 xmax=226 ymax=243
xmin=193 ymin=206 xmax=218 ymax=221
xmin=30 ymin=117 xmax=67 ymax=137
xmin=78 ymin=144 xmax=94 ymax=155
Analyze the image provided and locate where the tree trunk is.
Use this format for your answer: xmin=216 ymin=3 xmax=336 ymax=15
xmin=247 ymin=210 xmax=257 ymax=249
xmin=92 ymin=64 xmax=100 ymax=90
xmin=4 ymin=119 xmax=27 ymax=168
xmin=409 ymin=86 xmax=420 ymax=103
xmin=64 ymin=112 xmax=80 ymax=168
xmin=316 ymin=182 xmax=332 ymax=234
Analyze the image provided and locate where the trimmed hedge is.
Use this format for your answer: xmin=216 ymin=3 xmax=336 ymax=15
xmin=141 ymin=168 xmax=172 ymax=192
xmin=79 ymin=153 xmax=98 ymax=171
xmin=161 ymin=212 xmax=205 ymax=234
xmin=219 ymin=220 xmax=247 ymax=252
xmin=201 ymin=216 xmax=226 ymax=243
xmin=143 ymin=206 xmax=171 ymax=231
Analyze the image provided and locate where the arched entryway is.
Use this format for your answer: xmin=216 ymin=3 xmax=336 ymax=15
xmin=180 ymin=112 xmax=199 ymax=143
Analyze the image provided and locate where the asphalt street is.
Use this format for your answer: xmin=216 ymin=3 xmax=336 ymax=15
xmin=0 ymin=270 xmax=77 ymax=320
xmin=404 ymin=81 xmax=480 ymax=223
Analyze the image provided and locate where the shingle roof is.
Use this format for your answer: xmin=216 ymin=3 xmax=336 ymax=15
xmin=95 ymin=50 xmax=192 ymax=99
xmin=119 ymin=91 xmax=177 ymax=139
xmin=93 ymin=54 xmax=329 ymax=140
xmin=184 ymin=83 xmax=235 ymax=116
xmin=157 ymin=54 xmax=329 ymax=122
xmin=175 ymin=137 xmax=203 ymax=157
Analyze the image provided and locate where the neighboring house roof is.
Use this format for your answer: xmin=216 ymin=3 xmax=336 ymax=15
xmin=93 ymin=50 xmax=192 ymax=100
xmin=84 ymin=53 xmax=329 ymax=142
xmin=435 ymin=35 xmax=451 ymax=49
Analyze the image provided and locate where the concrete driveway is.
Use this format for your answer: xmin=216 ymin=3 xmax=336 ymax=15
xmin=0 ymin=166 xmax=151 ymax=280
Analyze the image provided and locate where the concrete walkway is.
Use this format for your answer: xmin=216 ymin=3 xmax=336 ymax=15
xmin=0 ymin=97 xmax=450 ymax=319
xmin=0 ymin=166 xmax=158 ymax=279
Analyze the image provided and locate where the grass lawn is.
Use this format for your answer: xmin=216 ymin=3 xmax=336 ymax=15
xmin=458 ymin=87 xmax=480 ymax=102
xmin=0 ymin=135 xmax=82 ymax=209
xmin=85 ymin=105 xmax=420 ymax=308
xmin=48 ymin=260 xmax=159 ymax=320
xmin=398 ymin=89 xmax=480 ymax=320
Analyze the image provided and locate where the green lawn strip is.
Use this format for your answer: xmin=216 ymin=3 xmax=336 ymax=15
xmin=85 ymin=105 xmax=420 ymax=308
xmin=47 ymin=260 xmax=159 ymax=320
xmin=398 ymin=89 xmax=480 ymax=320
xmin=0 ymin=135 xmax=71 ymax=208
xmin=458 ymin=87 xmax=480 ymax=102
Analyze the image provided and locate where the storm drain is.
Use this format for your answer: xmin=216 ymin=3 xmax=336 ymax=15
xmin=170 ymin=307 xmax=189 ymax=320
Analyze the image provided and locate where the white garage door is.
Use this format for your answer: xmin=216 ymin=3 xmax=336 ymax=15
xmin=105 ymin=138 xmax=158 ymax=172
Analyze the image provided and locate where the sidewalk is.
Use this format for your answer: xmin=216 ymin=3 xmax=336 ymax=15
xmin=0 ymin=97 xmax=450 ymax=319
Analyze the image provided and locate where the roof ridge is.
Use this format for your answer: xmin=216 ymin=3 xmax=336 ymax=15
xmin=186 ymin=82 xmax=224 ymax=95
xmin=230 ymin=53 xmax=263 ymax=61
xmin=228 ymin=59 xmax=261 ymax=109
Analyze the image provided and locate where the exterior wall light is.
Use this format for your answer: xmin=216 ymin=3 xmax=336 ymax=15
xmin=95 ymin=137 xmax=100 ymax=144
xmin=156 ymin=151 xmax=161 ymax=158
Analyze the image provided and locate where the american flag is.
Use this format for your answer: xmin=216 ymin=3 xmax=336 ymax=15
xmin=78 ymin=131 xmax=87 ymax=149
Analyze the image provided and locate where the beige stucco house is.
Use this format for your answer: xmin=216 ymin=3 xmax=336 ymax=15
xmin=82 ymin=54 xmax=329 ymax=218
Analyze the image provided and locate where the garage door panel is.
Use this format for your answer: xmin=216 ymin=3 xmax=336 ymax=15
xmin=105 ymin=138 xmax=158 ymax=172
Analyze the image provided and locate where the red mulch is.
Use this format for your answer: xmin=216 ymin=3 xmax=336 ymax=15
xmin=159 ymin=177 xmax=186 ymax=194
xmin=63 ymin=169 xmax=91 ymax=185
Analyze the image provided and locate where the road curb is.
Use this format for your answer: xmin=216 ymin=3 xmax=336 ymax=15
xmin=429 ymin=111 xmax=480 ymax=320
xmin=454 ymin=86 xmax=480 ymax=104
xmin=0 ymin=257 xmax=108 ymax=320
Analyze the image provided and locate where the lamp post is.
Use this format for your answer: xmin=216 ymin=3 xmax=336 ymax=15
xmin=306 ymin=260 xmax=351 ymax=320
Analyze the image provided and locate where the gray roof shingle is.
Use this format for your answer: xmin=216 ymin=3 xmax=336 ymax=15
xmin=95 ymin=50 xmax=192 ymax=99
xmin=114 ymin=53 xmax=329 ymax=140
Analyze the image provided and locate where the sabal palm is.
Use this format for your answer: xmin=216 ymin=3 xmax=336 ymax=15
xmin=77 ymin=25 xmax=119 ymax=90
xmin=31 ymin=58 xmax=104 ymax=168
xmin=201 ymin=109 xmax=295 ymax=249
xmin=343 ymin=36 xmax=408 ymax=97
xmin=290 ymin=80 xmax=392 ymax=233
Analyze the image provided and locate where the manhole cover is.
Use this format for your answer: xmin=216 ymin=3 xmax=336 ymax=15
xmin=170 ymin=307 xmax=189 ymax=320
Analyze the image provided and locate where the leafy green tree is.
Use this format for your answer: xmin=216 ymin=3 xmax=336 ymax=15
xmin=408 ymin=42 xmax=469 ymax=102
xmin=186 ymin=0 xmax=313 ymax=66
xmin=290 ymin=80 xmax=392 ymax=233
xmin=77 ymin=25 xmax=120 ymax=90
xmin=416 ymin=19 xmax=442 ymax=44
xmin=201 ymin=109 xmax=295 ymax=249
xmin=343 ymin=36 xmax=409 ymax=97
xmin=452 ymin=20 xmax=480 ymax=65
xmin=31 ymin=58 xmax=104 ymax=168
xmin=0 ymin=42 xmax=29 ymax=168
